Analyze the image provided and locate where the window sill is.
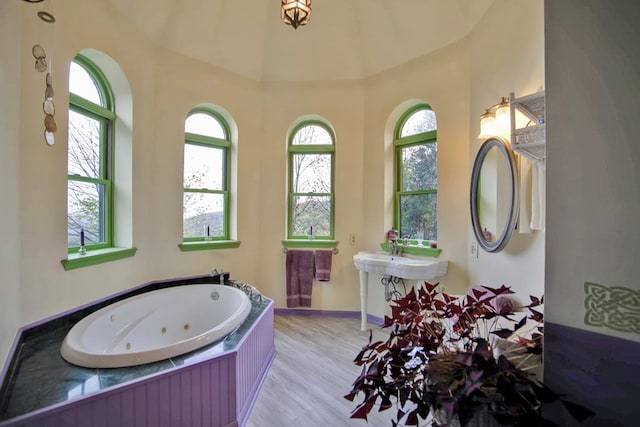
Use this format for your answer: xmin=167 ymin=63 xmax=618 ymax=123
xmin=61 ymin=247 xmax=137 ymax=271
xmin=282 ymin=239 xmax=339 ymax=250
xmin=178 ymin=240 xmax=241 ymax=252
xmin=380 ymin=242 xmax=442 ymax=258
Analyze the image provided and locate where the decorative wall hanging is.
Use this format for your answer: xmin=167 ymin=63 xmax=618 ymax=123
xmin=24 ymin=0 xmax=57 ymax=145
xmin=584 ymin=281 xmax=640 ymax=334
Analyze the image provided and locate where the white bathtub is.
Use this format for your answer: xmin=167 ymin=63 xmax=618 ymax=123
xmin=60 ymin=284 xmax=251 ymax=368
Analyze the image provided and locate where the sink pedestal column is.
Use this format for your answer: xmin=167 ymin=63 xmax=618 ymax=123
xmin=359 ymin=270 xmax=368 ymax=331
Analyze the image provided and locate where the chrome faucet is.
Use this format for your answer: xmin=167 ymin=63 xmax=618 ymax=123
xmin=229 ymin=279 xmax=264 ymax=303
xmin=388 ymin=239 xmax=402 ymax=256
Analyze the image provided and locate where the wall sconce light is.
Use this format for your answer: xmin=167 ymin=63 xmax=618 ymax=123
xmin=478 ymin=97 xmax=510 ymax=139
xmin=478 ymin=109 xmax=496 ymax=139
xmin=494 ymin=97 xmax=510 ymax=136
xmin=281 ymin=0 xmax=312 ymax=30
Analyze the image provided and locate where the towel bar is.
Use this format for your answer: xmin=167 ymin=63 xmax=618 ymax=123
xmin=282 ymin=247 xmax=339 ymax=255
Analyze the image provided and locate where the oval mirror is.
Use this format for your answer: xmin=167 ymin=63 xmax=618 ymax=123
xmin=470 ymin=137 xmax=519 ymax=252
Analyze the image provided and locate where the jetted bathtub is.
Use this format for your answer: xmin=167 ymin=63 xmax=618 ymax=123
xmin=60 ymin=284 xmax=251 ymax=368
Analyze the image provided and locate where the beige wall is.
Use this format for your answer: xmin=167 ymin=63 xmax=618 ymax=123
xmin=360 ymin=0 xmax=545 ymax=318
xmin=0 ymin=0 xmax=546 ymax=365
xmin=362 ymin=38 xmax=472 ymax=316
xmin=545 ymin=0 xmax=640 ymax=343
xmin=0 ymin=0 xmax=23 ymax=364
xmin=467 ymin=0 xmax=545 ymax=303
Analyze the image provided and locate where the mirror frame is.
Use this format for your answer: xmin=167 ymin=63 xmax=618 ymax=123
xmin=470 ymin=137 xmax=519 ymax=253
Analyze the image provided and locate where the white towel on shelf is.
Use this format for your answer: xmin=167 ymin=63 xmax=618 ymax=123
xmin=530 ymin=162 xmax=546 ymax=231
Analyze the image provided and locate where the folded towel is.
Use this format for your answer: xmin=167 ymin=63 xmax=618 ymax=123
xmin=314 ymin=250 xmax=333 ymax=281
xmin=530 ymin=162 xmax=546 ymax=231
xmin=286 ymin=250 xmax=314 ymax=308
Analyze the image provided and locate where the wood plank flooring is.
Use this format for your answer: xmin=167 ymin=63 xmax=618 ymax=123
xmin=246 ymin=315 xmax=393 ymax=427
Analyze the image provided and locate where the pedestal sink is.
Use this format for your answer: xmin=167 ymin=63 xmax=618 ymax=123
xmin=353 ymin=251 xmax=448 ymax=330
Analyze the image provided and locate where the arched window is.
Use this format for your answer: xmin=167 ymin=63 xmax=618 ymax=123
xmin=394 ymin=105 xmax=438 ymax=242
xmin=67 ymin=55 xmax=115 ymax=251
xmin=183 ymin=108 xmax=231 ymax=241
xmin=287 ymin=121 xmax=335 ymax=239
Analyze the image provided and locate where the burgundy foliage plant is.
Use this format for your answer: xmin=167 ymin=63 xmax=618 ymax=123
xmin=345 ymin=282 xmax=593 ymax=426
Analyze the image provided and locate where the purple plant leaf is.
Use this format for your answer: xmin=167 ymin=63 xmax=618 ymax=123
xmin=440 ymin=398 xmax=456 ymax=425
xmin=383 ymin=315 xmax=395 ymax=328
xmin=424 ymin=281 xmax=440 ymax=293
xmin=497 ymin=354 xmax=516 ymax=372
xmin=399 ymin=387 xmax=411 ymax=406
xmin=405 ymin=411 xmax=419 ymax=425
xmin=527 ymin=295 xmax=542 ymax=306
xmin=528 ymin=308 xmax=544 ymax=322
xmin=492 ymin=284 xmax=515 ymax=295
xmin=471 ymin=287 xmax=489 ymax=300
xmin=456 ymin=352 xmax=473 ymax=366
xmin=379 ymin=395 xmax=393 ymax=411
xmin=350 ymin=399 xmax=372 ymax=420
xmin=474 ymin=338 xmax=492 ymax=359
xmin=514 ymin=316 xmax=527 ymax=331
xmin=464 ymin=368 xmax=484 ymax=395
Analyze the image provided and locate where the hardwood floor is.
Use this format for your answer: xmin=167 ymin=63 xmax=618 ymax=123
xmin=246 ymin=315 xmax=393 ymax=427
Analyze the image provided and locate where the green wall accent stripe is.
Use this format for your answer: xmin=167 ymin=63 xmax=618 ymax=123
xmin=584 ymin=281 xmax=640 ymax=334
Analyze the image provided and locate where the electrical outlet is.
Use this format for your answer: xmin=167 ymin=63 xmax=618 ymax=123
xmin=350 ymin=233 xmax=357 ymax=245
xmin=471 ymin=242 xmax=479 ymax=258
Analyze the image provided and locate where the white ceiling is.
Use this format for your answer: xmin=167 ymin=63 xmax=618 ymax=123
xmin=107 ymin=0 xmax=495 ymax=82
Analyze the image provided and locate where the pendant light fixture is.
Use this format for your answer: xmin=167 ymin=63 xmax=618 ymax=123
xmin=281 ymin=0 xmax=312 ymax=30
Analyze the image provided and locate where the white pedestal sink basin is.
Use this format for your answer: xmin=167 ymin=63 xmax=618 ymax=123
xmin=353 ymin=251 xmax=448 ymax=280
xmin=353 ymin=251 xmax=448 ymax=330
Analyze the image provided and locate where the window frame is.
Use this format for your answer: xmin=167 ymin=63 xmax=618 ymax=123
xmin=67 ymin=55 xmax=116 ymax=254
xmin=393 ymin=104 xmax=439 ymax=252
xmin=182 ymin=107 xmax=232 ymax=243
xmin=286 ymin=120 xmax=336 ymax=242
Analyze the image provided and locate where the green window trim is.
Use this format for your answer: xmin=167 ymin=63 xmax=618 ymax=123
xmin=67 ymin=54 xmax=116 ymax=255
xmin=178 ymin=240 xmax=241 ymax=252
xmin=183 ymin=108 xmax=232 ymax=242
xmin=393 ymin=104 xmax=438 ymax=243
xmin=72 ymin=54 xmax=115 ymax=110
xmin=61 ymin=247 xmax=137 ymax=271
xmin=380 ymin=242 xmax=442 ymax=258
xmin=287 ymin=120 xmax=336 ymax=240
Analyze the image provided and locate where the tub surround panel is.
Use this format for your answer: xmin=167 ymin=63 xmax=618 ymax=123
xmin=544 ymin=322 xmax=640 ymax=425
xmin=0 ymin=275 xmax=274 ymax=426
xmin=0 ymin=274 xmax=229 ymax=413
xmin=236 ymin=307 xmax=275 ymax=426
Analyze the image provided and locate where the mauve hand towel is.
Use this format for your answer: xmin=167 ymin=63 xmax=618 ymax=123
xmin=286 ymin=250 xmax=314 ymax=307
xmin=314 ymin=250 xmax=333 ymax=281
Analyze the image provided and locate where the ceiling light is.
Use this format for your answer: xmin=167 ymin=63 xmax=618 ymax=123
xmin=281 ymin=0 xmax=311 ymax=30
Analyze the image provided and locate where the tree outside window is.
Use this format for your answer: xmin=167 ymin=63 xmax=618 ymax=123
xmin=67 ymin=57 xmax=114 ymax=251
xmin=395 ymin=106 xmax=438 ymax=242
xmin=183 ymin=110 xmax=231 ymax=241
xmin=288 ymin=122 xmax=335 ymax=239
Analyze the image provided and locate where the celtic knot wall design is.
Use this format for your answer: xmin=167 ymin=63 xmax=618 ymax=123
xmin=584 ymin=282 xmax=640 ymax=334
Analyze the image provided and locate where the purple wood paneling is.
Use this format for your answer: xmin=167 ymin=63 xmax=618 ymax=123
xmin=134 ymin=386 xmax=146 ymax=426
xmin=106 ymin=394 xmax=121 ymax=426
xmin=189 ymin=369 xmax=201 ymax=427
xmin=544 ymin=322 xmax=640 ymax=426
xmin=236 ymin=307 xmax=276 ymax=426
xmin=201 ymin=364 xmax=212 ymax=425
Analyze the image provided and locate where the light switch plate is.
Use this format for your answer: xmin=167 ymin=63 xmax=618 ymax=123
xmin=471 ymin=242 xmax=479 ymax=258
